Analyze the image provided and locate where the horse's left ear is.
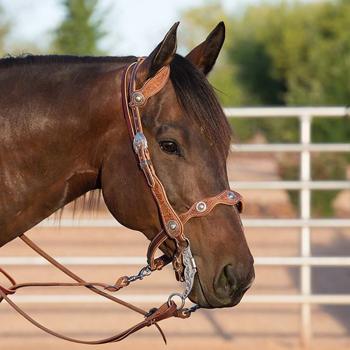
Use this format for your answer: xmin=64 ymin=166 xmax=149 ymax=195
xmin=137 ymin=22 xmax=179 ymax=83
xmin=186 ymin=21 xmax=225 ymax=76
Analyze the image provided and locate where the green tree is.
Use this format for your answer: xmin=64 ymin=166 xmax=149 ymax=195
xmin=54 ymin=0 xmax=106 ymax=55
xmin=228 ymin=0 xmax=350 ymax=107
xmin=228 ymin=0 xmax=350 ymax=143
xmin=0 ymin=5 xmax=10 ymax=56
xmin=181 ymin=2 xmax=243 ymax=106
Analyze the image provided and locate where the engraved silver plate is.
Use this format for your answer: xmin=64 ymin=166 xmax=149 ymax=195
xmin=182 ymin=242 xmax=197 ymax=300
xmin=133 ymin=132 xmax=148 ymax=154
xmin=167 ymin=241 xmax=197 ymax=310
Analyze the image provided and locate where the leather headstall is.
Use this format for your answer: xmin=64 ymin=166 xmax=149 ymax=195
xmin=121 ymin=58 xmax=243 ymax=280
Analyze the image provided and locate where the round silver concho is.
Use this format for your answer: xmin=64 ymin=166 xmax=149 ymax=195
xmin=167 ymin=220 xmax=178 ymax=231
xmin=132 ymin=92 xmax=145 ymax=105
xmin=195 ymin=201 xmax=207 ymax=213
xmin=227 ymin=191 xmax=236 ymax=200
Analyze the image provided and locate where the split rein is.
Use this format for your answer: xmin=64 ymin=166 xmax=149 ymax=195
xmin=0 ymin=58 xmax=243 ymax=344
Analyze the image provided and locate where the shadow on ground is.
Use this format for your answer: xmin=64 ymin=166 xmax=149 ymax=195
xmin=287 ymin=229 xmax=350 ymax=335
xmin=312 ymin=230 xmax=350 ymax=334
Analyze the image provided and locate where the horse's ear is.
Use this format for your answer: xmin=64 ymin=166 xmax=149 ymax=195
xmin=186 ymin=21 xmax=225 ymax=76
xmin=137 ymin=22 xmax=179 ymax=83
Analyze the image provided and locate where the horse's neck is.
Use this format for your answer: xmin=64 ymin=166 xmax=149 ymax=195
xmin=0 ymin=63 xmax=123 ymax=246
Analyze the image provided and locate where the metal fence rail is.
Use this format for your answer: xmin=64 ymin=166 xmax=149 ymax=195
xmin=37 ymin=217 xmax=350 ymax=227
xmin=2 ymin=107 xmax=349 ymax=346
xmin=228 ymin=107 xmax=350 ymax=346
xmin=2 ymin=256 xmax=350 ymax=266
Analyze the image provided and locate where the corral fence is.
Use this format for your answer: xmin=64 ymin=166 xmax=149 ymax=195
xmin=1 ymin=107 xmax=350 ymax=346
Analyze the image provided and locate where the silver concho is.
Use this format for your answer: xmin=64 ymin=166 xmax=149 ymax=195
xmin=131 ymin=91 xmax=145 ymax=106
xmin=227 ymin=191 xmax=236 ymax=200
xmin=195 ymin=201 xmax=207 ymax=213
xmin=167 ymin=220 xmax=178 ymax=231
xmin=133 ymin=132 xmax=148 ymax=154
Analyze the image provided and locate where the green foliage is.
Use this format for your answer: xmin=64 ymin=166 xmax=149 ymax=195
xmin=227 ymin=0 xmax=350 ymax=161
xmin=229 ymin=117 xmax=299 ymax=143
xmin=54 ymin=0 xmax=106 ymax=55
xmin=180 ymin=2 xmax=243 ymax=106
xmin=0 ymin=5 xmax=10 ymax=56
xmin=228 ymin=0 xmax=350 ymax=109
xmin=311 ymin=153 xmax=348 ymax=217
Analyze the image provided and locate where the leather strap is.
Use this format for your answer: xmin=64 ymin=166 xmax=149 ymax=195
xmin=0 ymin=234 xmax=174 ymax=344
xmin=0 ymin=285 xmax=176 ymax=344
xmin=122 ymin=60 xmax=185 ymax=245
xmin=129 ymin=66 xmax=170 ymax=108
xmin=180 ymin=190 xmax=243 ymax=224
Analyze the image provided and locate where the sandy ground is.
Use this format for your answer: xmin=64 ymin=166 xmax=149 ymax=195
xmin=0 ymin=153 xmax=349 ymax=350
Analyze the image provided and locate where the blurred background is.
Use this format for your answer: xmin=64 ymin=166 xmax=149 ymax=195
xmin=0 ymin=0 xmax=349 ymax=349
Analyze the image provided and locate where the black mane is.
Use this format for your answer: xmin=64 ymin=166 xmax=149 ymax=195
xmin=0 ymin=54 xmax=136 ymax=67
xmin=170 ymin=54 xmax=231 ymax=155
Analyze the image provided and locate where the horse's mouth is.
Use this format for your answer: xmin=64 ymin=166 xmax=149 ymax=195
xmin=188 ymin=274 xmax=211 ymax=308
xmin=160 ymin=244 xmax=211 ymax=307
xmin=189 ymin=269 xmax=249 ymax=309
xmin=161 ymin=242 xmax=248 ymax=309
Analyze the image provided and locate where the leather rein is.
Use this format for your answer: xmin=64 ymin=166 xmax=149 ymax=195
xmin=0 ymin=58 xmax=243 ymax=344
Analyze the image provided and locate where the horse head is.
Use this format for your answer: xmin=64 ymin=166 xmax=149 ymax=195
xmin=101 ymin=22 xmax=254 ymax=308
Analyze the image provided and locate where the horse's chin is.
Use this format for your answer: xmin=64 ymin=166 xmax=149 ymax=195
xmin=189 ymin=274 xmax=245 ymax=309
xmin=188 ymin=274 xmax=213 ymax=309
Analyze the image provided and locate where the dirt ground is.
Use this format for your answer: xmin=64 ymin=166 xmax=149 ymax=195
xmin=0 ymin=153 xmax=349 ymax=350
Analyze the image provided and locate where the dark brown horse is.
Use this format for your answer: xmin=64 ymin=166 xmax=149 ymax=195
xmin=0 ymin=22 xmax=254 ymax=309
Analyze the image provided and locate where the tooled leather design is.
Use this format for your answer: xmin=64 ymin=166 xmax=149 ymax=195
xmin=180 ymin=190 xmax=242 ymax=224
xmin=136 ymin=146 xmax=156 ymax=187
xmin=125 ymin=61 xmax=183 ymax=241
xmin=151 ymin=176 xmax=184 ymax=239
xmin=129 ymin=66 xmax=170 ymax=107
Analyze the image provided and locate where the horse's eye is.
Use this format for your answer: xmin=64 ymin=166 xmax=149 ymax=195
xmin=159 ymin=140 xmax=180 ymax=155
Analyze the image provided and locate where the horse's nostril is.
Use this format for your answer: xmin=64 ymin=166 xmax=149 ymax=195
xmin=215 ymin=264 xmax=238 ymax=299
xmin=223 ymin=264 xmax=237 ymax=292
xmin=214 ymin=263 xmax=255 ymax=305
